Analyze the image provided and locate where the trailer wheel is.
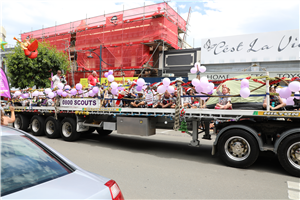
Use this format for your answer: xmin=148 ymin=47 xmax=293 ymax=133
xmin=218 ymin=129 xmax=259 ymax=168
xmin=30 ymin=115 xmax=45 ymax=136
xmin=13 ymin=114 xmax=29 ymax=131
xmin=278 ymin=134 xmax=300 ymax=177
xmin=60 ymin=118 xmax=81 ymax=141
xmin=44 ymin=116 xmax=61 ymax=138
xmin=96 ymin=127 xmax=112 ymax=136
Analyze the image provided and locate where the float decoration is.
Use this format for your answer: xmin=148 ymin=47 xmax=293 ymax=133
xmin=13 ymin=36 xmax=38 ymax=59
xmin=0 ymin=39 xmax=7 ymax=51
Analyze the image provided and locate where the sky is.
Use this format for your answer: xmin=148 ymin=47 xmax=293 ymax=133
xmin=1 ymin=0 xmax=299 ymax=48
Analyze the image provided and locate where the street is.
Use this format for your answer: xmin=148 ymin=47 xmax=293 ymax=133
xmin=36 ymin=129 xmax=299 ymax=200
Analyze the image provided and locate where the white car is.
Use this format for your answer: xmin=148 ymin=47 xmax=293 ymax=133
xmin=1 ymin=126 xmax=124 ymax=199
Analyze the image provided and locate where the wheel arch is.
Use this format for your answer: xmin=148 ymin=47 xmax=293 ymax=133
xmin=274 ymin=128 xmax=300 ymax=154
xmin=212 ymin=125 xmax=264 ymax=155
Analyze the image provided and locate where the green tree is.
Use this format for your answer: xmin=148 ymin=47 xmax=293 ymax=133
xmin=6 ymin=40 xmax=70 ymax=89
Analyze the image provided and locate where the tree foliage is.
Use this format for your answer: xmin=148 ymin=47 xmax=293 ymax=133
xmin=6 ymin=40 xmax=70 ymax=89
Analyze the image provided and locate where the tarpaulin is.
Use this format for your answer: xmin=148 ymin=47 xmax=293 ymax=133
xmin=0 ymin=68 xmax=11 ymax=99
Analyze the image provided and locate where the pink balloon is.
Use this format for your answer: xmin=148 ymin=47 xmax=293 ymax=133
xmin=208 ymin=82 xmax=214 ymax=91
xmin=48 ymin=92 xmax=54 ymax=99
xmin=137 ymin=78 xmax=145 ymax=86
xmin=62 ymin=92 xmax=67 ymax=97
xmin=195 ymin=85 xmax=203 ymax=93
xmin=45 ymin=88 xmax=52 ymax=94
xmin=199 ymin=66 xmax=206 ymax=73
xmin=286 ymin=97 xmax=294 ymax=105
xmin=111 ymin=82 xmax=118 ymax=89
xmin=107 ymin=75 xmax=114 ymax=82
xmin=104 ymin=72 xmax=109 ymax=78
xmin=38 ymin=91 xmax=44 ymax=96
xmin=57 ymin=89 xmax=63 ymax=95
xmin=200 ymin=77 xmax=208 ymax=83
xmin=241 ymin=79 xmax=249 ymax=88
xmin=89 ymin=90 xmax=95 ymax=97
xmin=32 ymin=91 xmax=39 ymax=97
xmin=136 ymin=86 xmax=143 ymax=91
xmin=190 ymin=67 xmax=197 ymax=74
xmin=163 ymin=78 xmax=170 ymax=87
xmin=192 ymin=79 xmax=200 ymax=87
xmin=167 ymin=86 xmax=175 ymax=93
xmin=76 ymin=83 xmax=82 ymax=90
xmin=279 ymin=88 xmax=292 ymax=99
xmin=108 ymin=70 xmax=114 ymax=75
xmin=92 ymin=87 xmax=99 ymax=94
xmin=64 ymin=85 xmax=71 ymax=90
xmin=111 ymin=88 xmax=118 ymax=95
xmin=288 ymin=81 xmax=300 ymax=92
xmin=157 ymin=85 xmax=167 ymax=93
xmin=78 ymin=90 xmax=83 ymax=94
xmin=71 ymin=89 xmax=77 ymax=96
xmin=15 ymin=91 xmax=21 ymax=96
xmin=281 ymin=98 xmax=287 ymax=104
xmin=240 ymin=87 xmax=250 ymax=98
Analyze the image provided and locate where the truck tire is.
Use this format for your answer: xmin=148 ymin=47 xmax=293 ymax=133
xmin=60 ymin=117 xmax=81 ymax=141
xmin=278 ymin=134 xmax=300 ymax=177
xmin=30 ymin=115 xmax=45 ymax=136
xmin=13 ymin=114 xmax=29 ymax=131
xmin=96 ymin=127 xmax=112 ymax=136
xmin=44 ymin=116 xmax=61 ymax=138
xmin=218 ymin=129 xmax=259 ymax=168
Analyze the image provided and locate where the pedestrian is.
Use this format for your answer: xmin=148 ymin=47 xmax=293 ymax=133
xmin=1 ymin=106 xmax=15 ymax=126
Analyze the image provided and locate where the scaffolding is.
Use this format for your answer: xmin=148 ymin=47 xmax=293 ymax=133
xmin=21 ymin=2 xmax=187 ymax=84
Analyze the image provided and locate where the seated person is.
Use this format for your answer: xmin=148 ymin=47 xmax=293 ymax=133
xmin=47 ymin=98 xmax=55 ymax=106
xmin=153 ymin=93 xmax=163 ymax=108
xmin=183 ymin=88 xmax=193 ymax=108
xmin=103 ymin=90 xmax=113 ymax=107
xmin=154 ymin=91 xmax=173 ymax=108
xmin=171 ymin=88 xmax=178 ymax=108
xmin=215 ymin=84 xmax=232 ymax=109
xmin=263 ymin=86 xmax=286 ymax=110
xmin=145 ymin=87 xmax=155 ymax=108
xmin=123 ymin=86 xmax=136 ymax=107
xmin=192 ymin=97 xmax=200 ymax=108
xmin=130 ymin=91 xmax=145 ymax=108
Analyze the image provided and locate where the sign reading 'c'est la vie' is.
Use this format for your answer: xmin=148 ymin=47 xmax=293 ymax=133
xmin=201 ymin=29 xmax=300 ymax=64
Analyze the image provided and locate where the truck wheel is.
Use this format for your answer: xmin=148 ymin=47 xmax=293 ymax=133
xmin=13 ymin=114 xmax=29 ymax=131
xmin=45 ymin=116 xmax=61 ymax=138
xmin=60 ymin=117 xmax=81 ymax=141
xmin=30 ymin=115 xmax=45 ymax=136
xmin=218 ymin=129 xmax=259 ymax=168
xmin=96 ymin=127 xmax=112 ymax=136
xmin=278 ymin=134 xmax=300 ymax=177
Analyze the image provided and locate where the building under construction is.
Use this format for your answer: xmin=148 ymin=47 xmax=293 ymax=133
xmin=21 ymin=2 xmax=188 ymax=85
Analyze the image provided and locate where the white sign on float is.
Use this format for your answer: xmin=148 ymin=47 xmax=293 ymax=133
xmin=201 ymin=29 xmax=300 ymax=64
xmin=60 ymin=98 xmax=100 ymax=108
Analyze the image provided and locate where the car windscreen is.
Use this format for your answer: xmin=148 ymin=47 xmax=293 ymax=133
xmin=1 ymin=135 xmax=71 ymax=196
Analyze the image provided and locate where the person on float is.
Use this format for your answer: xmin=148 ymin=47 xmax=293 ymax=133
xmin=50 ymin=70 xmax=63 ymax=88
xmin=130 ymin=90 xmax=145 ymax=108
xmin=215 ymin=83 xmax=232 ymax=109
xmin=145 ymin=85 xmax=156 ymax=108
xmin=183 ymin=88 xmax=193 ymax=108
xmin=88 ymin=71 xmax=100 ymax=87
xmin=154 ymin=91 xmax=173 ymax=108
xmin=263 ymin=85 xmax=286 ymax=110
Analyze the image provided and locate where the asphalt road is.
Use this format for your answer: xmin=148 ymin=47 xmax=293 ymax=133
xmin=35 ymin=129 xmax=299 ymax=200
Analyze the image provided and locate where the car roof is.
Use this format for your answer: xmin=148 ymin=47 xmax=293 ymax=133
xmin=1 ymin=126 xmax=25 ymax=136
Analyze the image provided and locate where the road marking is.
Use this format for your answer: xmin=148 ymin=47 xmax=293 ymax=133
xmin=288 ymin=181 xmax=300 ymax=191
xmin=287 ymin=181 xmax=300 ymax=200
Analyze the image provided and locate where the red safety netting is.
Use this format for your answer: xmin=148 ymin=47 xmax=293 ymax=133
xmin=21 ymin=2 xmax=186 ymax=85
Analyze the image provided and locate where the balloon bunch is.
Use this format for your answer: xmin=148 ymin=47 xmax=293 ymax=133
xmin=157 ymin=78 xmax=175 ymax=93
xmin=190 ymin=62 xmax=206 ymax=74
xmin=240 ymin=79 xmax=250 ymax=98
xmin=191 ymin=77 xmax=214 ymax=100
xmin=279 ymin=81 xmax=300 ymax=105
xmin=104 ymin=70 xmax=114 ymax=82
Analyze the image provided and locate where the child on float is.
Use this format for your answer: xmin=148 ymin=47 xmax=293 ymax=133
xmin=183 ymin=88 xmax=193 ymax=108
xmin=263 ymin=85 xmax=286 ymax=110
xmin=215 ymin=83 xmax=232 ymax=109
